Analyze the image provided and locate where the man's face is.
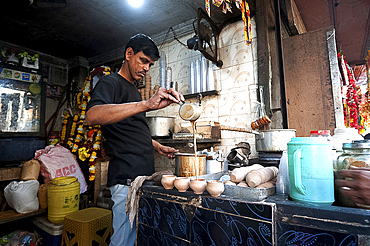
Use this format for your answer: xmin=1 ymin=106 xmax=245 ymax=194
xmin=126 ymin=48 xmax=155 ymax=82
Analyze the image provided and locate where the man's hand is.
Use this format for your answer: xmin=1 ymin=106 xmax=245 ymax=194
xmin=337 ymin=166 xmax=370 ymax=205
xmin=146 ymin=87 xmax=185 ymax=110
xmin=152 ymin=139 xmax=178 ymax=159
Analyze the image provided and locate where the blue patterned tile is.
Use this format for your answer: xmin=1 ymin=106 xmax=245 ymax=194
xmin=277 ymin=223 xmax=358 ymax=246
xmin=137 ymin=223 xmax=190 ymax=246
xmin=138 ymin=196 xmax=189 ymax=240
xmin=191 ymin=207 xmax=273 ymax=246
xmin=202 ymin=197 xmax=273 ymax=222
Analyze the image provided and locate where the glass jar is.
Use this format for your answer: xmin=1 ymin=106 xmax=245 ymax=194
xmin=335 ymin=140 xmax=370 ymax=208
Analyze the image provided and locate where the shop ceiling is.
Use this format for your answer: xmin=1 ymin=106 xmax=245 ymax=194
xmin=0 ymin=0 xmax=369 ymax=65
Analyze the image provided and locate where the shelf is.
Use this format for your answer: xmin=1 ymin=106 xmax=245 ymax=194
xmin=184 ymin=90 xmax=219 ymax=99
xmin=0 ymin=166 xmax=22 ymax=182
xmin=0 ymin=208 xmax=47 ymax=224
xmin=155 ymin=138 xmax=221 ymax=145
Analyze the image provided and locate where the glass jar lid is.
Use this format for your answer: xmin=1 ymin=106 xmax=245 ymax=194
xmin=342 ymin=140 xmax=370 ymax=149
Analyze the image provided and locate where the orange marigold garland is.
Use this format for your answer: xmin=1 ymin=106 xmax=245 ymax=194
xmin=61 ymin=66 xmax=111 ymax=181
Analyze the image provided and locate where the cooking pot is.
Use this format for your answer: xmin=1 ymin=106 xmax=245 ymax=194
xmin=256 ymin=129 xmax=296 ymax=152
xmin=175 ymin=153 xmax=206 ymax=177
xmin=146 ymin=116 xmax=175 ymax=138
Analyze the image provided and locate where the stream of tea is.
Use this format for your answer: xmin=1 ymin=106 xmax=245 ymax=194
xmin=191 ymin=120 xmax=198 ymax=180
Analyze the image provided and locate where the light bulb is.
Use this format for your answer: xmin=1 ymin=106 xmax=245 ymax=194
xmin=128 ymin=0 xmax=143 ymax=8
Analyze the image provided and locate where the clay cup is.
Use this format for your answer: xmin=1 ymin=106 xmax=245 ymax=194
xmin=206 ymin=180 xmax=225 ymax=197
xmin=190 ymin=178 xmax=207 ymax=194
xmin=174 ymin=177 xmax=190 ymax=192
xmin=161 ymin=175 xmax=177 ymax=189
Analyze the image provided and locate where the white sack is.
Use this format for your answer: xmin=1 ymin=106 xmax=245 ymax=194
xmin=4 ymin=180 xmax=40 ymax=213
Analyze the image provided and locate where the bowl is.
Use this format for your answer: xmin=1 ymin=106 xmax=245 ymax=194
xmin=174 ymin=177 xmax=190 ymax=192
xmin=161 ymin=175 xmax=177 ymax=189
xmin=190 ymin=178 xmax=207 ymax=194
xmin=206 ymin=180 xmax=225 ymax=197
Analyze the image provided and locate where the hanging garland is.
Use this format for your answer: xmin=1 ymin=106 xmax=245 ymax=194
xmin=61 ymin=66 xmax=111 ymax=181
xmin=205 ymin=0 xmax=251 ymax=45
xmin=342 ymin=54 xmax=360 ymax=131
xmin=360 ymin=48 xmax=370 ymax=131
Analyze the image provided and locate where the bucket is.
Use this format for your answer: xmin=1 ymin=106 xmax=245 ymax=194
xmin=175 ymin=153 xmax=206 ymax=177
xmin=287 ymin=137 xmax=334 ymax=204
xmin=48 ymin=176 xmax=80 ymax=223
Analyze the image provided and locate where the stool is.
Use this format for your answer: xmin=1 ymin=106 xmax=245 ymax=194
xmin=61 ymin=207 xmax=113 ymax=246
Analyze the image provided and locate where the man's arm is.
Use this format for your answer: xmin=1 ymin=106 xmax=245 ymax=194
xmin=86 ymin=101 xmax=148 ymax=125
xmin=86 ymin=87 xmax=184 ymax=126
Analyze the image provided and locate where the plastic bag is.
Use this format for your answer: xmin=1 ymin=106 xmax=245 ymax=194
xmin=4 ymin=180 xmax=40 ymax=213
xmin=35 ymin=144 xmax=87 ymax=193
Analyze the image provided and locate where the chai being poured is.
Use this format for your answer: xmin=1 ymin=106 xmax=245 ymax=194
xmin=191 ymin=120 xmax=199 ymax=180
xmin=178 ymin=98 xmax=202 ymax=180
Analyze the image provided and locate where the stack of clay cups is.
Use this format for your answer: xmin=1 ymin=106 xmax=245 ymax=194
xmin=144 ymin=74 xmax=151 ymax=100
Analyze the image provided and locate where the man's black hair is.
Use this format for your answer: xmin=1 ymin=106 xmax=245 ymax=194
xmin=123 ymin=34 xmax=160 ymax=61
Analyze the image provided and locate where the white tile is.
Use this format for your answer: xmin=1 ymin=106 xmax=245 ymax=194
xmin=219 ymin=62 xmax=255 ymax=91
xmin=177 ymin=77 xmax=190 ymax=95
xmin=219 ymin=42 xmax=253 ymax=68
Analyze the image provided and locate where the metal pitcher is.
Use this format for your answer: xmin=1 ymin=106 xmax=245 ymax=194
xmin=178 ymin=94 xmax=202 ymax=121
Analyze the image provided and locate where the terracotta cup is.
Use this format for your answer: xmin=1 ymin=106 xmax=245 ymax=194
xmin=190 ymin=178 xmax=207 ymax=194
xmin=161 ymin=175 xmax=177 ymax=189
xmin=206 ymin=180 xmax=225 ymax=197
xmin=174 ymin=177 xmax=190 ymax=192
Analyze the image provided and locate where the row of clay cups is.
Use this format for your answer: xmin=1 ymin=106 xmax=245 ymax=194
xmin=161 ymin=175 xmax=225 ymax=197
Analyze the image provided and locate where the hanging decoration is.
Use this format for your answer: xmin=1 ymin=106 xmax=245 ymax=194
xmin=360 ymin=48 xmax=370 ymax=130
xmin=205 ymin=0 xmax=251 ymax=45
xmin=61 ymin=66 xmax=111 ymax=181
xmin=341 ymin=53 xmax=362 ymax=132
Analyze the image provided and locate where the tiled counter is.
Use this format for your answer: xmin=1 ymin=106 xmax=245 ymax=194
xmin=137 ymin=185 xmax=370 ymax=246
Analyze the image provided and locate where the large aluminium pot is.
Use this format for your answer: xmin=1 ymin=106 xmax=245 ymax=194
xmin=255 ymin=129 xmax=296 ymax=152
xmin=175 ymin=153 xmax=206 ymax=177
xmin=146 ymin=116 xmax=175 ymax=138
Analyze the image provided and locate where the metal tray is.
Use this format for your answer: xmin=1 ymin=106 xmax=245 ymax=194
xmin=194 ymin=171 xmax=276 ymax=202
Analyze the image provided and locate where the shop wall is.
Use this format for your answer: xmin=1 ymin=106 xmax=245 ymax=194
xmin=146 ymin=18 xmax=259 ymax=171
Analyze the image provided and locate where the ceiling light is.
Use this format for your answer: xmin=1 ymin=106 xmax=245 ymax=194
xmin=128 ymin=0 xmax=143 ymax=7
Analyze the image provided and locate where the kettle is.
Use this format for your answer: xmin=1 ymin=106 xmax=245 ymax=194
xmin=179 ymin=94 xmax=202 ymax=121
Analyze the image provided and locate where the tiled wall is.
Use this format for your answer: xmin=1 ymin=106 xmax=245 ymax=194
xmin=147 ymin=18 xmax=259 ymax=171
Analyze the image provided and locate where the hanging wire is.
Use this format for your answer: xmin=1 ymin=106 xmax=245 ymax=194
xmin=158 ymin=26 xmax=193 ymax=50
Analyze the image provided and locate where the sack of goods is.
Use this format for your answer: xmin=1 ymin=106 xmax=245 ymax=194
xmin=4 ymin=180 xmax=40 ymax=213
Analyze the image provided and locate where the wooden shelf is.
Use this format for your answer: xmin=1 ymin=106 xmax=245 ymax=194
xmin=0 ymin=208 xmax=47 ymax=224
xmin=0 ymin=166 xmax=22 ymax=181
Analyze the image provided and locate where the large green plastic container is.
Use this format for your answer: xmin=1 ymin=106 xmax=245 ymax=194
xmin=288 ymin=137 xmax=334 ymax=204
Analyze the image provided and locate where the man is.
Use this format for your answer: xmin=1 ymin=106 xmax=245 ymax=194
xmin=86 ymin=34 xmax=184 ymax=246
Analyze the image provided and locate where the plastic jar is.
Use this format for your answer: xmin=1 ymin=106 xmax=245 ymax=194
xmin=332 ymin=128 xmax=363 ymax=151
xmin=335 ymin=140 xmax=370 ymax=208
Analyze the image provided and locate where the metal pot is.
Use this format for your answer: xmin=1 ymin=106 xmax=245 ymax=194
xmin=175 ymin=153 xmax=206 ymax=177
xmin=146 ymin=116 xmax=175 ymax=138
xmin=255 ymin=129 xmax=296 ymax=152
